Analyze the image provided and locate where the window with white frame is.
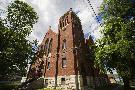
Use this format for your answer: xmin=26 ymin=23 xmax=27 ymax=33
xmin=62 ymin=58 xmax=67 ymax=68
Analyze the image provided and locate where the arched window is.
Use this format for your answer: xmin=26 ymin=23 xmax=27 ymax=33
xmin=48 ymin=39 xmax=53 ymax=53
xmin=44 ymin=39 xmax=49 ymax=55
xmin=62 ymin=39 xmax=66 ymax=50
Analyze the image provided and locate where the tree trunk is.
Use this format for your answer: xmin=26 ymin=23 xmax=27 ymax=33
xmin=122 ymin=77 xmax=130 ymax=90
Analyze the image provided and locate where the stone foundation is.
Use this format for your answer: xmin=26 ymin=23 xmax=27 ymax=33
xmin=44 ymin=75 xmax=78 ymax=90
xmin=44 ymin=75 xmax=94 ymax=90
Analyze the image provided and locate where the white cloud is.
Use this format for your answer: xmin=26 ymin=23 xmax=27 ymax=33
xmin=25 ymin=0 xmax=77 ymax=43
xmin=1 ymin=0 xmax=103 ymax=43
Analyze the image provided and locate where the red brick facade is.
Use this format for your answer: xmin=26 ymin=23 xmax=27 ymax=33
xmin=27 ymin=9 xmax=108 ymax=89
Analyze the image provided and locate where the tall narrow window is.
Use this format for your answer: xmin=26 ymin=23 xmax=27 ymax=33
xmin=66 ymin=16 xmax=68 ymax=24
xmin=63 ymin=21 xmax=64 ymax=27
xmin=48 ymin=39 xmax=53 ymax=53
xmin=62 ymin=39 xmax=66 ymax=50
xmin=60 ymin=21 xmax=62 ymax=29
xmin=47 ymin=62 xmax=50 ymax=69
xmin=65 ymin=19 xmax=66 ymax=26
xmin=62 ymin=58 xmax=67 ymax=68
xmin=44 ymin=39 xmax=49 ymax=55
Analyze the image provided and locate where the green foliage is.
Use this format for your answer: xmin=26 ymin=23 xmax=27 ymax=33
xmin=7 ymin=0 xmax=38 ymax=36
xmin=95 ymin=0 xmax=135 ymax=79
xmin=0 ymin=0 xmax=38 ymax=78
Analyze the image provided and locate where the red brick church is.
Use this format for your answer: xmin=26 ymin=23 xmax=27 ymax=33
xmin=27 ymin=8 xmax=108 ymax=90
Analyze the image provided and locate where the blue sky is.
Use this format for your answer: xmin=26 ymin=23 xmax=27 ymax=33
xmin=0 ymin=0 xmax=103 ymax=43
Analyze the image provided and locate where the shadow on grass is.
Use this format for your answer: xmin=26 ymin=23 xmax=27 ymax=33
xmin=38 ymin=88 xmax=62 ymax=90
xmin=95 ymin=84 xmax=122 ymax=90
xmin=0 ymin=83 xmax=18 ymax=90
xmin=95 ymin=84 xmax=135 ymax=90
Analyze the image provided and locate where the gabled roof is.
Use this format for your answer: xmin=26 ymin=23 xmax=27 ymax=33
xmin=40 ymin=26 xmax=57 ymax=45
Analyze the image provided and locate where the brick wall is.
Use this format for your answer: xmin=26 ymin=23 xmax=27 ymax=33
xmin=27 ymin=9 xmax=109 ymax=89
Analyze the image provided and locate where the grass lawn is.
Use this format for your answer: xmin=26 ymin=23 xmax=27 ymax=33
xmin=0 ymin=83 xmax=19 ymax=90
xmin=95 ymin=84 xmax=135 ymax=90
xmin=95 ymin=84 xmax=123 ymax=90
xmin=0 ymin=81 xmax=21 ymax=90
xmin=38 ymin=88 xmax=62 ymax=90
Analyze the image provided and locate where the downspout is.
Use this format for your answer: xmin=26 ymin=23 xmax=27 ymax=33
xmin=54 ymin=29 xmax=60 ymax=89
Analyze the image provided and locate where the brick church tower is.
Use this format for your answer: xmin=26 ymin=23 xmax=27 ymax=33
xmin=27 ymin=8 xmax=108 ymax=90
xmin=56 ymin=8 xmax=90 ymax=89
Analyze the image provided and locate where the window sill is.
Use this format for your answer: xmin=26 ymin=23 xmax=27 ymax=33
xmin=62 ymin=66 xmax=67 ymax=68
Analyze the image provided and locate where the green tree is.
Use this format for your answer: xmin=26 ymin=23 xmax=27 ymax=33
xmin=95 ymin=0 xmax=135 ymax=89
xmin=0 ymin=0 xmax=38 ymax=79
